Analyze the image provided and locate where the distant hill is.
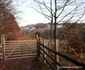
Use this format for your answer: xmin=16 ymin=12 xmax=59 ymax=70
xmin=20 ymin=23 xmax=50 ymax=39
xmin=20 ymin=23 xmax=49 ymax=33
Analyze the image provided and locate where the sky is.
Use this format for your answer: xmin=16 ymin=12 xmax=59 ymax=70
xmin=13 ymin=0 xmax=85 ymax=27
xmin=13 ymin=0 xmax=49 ymax=27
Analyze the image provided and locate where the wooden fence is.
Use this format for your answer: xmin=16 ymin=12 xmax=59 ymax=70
xmin=36 ymin=36 xmax=85 ymax=70
xmin=0 ymin=35 xmax=37 ymax=62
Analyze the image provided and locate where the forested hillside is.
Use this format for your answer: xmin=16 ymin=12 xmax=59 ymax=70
xmin=0 ymin=0 xmax=19 ymax=40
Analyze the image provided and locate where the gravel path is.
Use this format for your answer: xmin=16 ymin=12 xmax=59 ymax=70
xmin=0 ymin=57 xmax=47 ymax=70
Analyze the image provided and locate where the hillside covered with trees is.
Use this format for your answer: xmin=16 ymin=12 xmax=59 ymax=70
xmin=0 ymin=0 xmax=19 ymax=40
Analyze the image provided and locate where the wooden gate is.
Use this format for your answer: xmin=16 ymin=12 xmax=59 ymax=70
xmin=0 ymin=36 xmax=37 ymax=61
xmin=5 ymin=40 xmax=37 ymax=60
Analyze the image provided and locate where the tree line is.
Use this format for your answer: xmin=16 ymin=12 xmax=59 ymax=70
xmin=0 ymin=0 xmax=19 ymax=40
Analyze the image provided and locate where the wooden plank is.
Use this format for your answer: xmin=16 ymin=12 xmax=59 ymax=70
xmin=23 ymin=53 xmax=37 ymax=56
xmin=5 ymin=40 xmax=36 ymax=43
xmin=5 ymin=49 xmax=21 ymax=52
xmin=6 ymin=50 xmax=35 ymax=53
xmin=5 ymin=51 xmax=37 ymax=55
xmin=5 ymin=42 xmax=19 ymax=44
xmin=5 ymin=48 xmax=37 ymax=52
xmin=5 ymin=53 xmax=37 ymax=58
xmin=5 ymin=48 xmax=21 ymax=51
xmin=5 ymin=56 xmax=36 ymax=60
xmin=5 ymin=51 xmax=37 ymax=54
xmin=3 ymin=40 xmax=37 ymax=60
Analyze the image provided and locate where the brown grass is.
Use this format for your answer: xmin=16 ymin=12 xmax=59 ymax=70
xmin=0 ymin=57 xmax=47 ymax=70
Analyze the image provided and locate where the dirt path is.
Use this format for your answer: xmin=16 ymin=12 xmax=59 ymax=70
xmin=0 ymin=57 xmax=47 ymax=70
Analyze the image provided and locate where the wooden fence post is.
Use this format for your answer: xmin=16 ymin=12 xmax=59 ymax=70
xmin=0 ymin=36 xmax=2 ymax=62
xmin=1 ymin=35 xmax=5 ymax=62
xmin=21 ymin=42 xmax=23 ymax=58
xmin=36 ymin=34 xmax=40 ymax=57
xmin=42 ymin=39 xmax=45 ymax=56
xmin=42 ymin=39 xmax=46 ymax=63
xmin=56 ymin=39 xmax=59 ymax=70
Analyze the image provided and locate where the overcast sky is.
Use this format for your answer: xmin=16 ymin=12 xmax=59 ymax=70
xmin=13 ymin=0 xmax=49 ymax=27
xmin=13 ymin=0 xmax=85 ymax=27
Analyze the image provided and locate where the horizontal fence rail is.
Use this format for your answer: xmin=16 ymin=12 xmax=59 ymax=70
xmin=38 ymin=42 xmax=85 ymax=70
xmin=5 ymin=40 xmax=37 ymax=60
xmin=40 ymin=46 xmax=67 ymax=70
xmin=0 ymin=38 xmax=37 ymax=61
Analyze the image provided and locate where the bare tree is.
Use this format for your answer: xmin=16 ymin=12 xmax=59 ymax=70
xmin=32 ymin=1 xmax=85 ymax=43
xmin=30 ymin=0 xmax=85 ymax=69
xmin=32 ymin=0 xmax=85 ymax=33
xmin=0 ymin=0 xmax=13 ymax=25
